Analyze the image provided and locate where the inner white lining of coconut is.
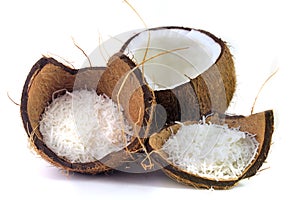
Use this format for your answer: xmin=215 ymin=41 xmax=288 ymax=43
xmin=162 ymin=122 xmax=259 ymax=180
xmin=124 ymin=28 xmax=221 ymax=91
xmin=39 ymin=89 xmax=133 ymax=163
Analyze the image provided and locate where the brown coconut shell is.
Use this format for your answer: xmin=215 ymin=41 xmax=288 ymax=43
xmin=117 ymin=26 xmax=236 ymax=124
xmin=98 ymin=54 xmax=160 ymax=172
xmin=20 ymin=57 xmax=151 ymax=174
xmin=99 ymin=53 xmax=155 ymax=140
xmin=148 ymin=110 xmax=274 ymax=189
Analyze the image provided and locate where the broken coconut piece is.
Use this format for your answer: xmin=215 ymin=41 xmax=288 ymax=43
xmin=110 ymin=26 xmax=236 ymax=124
xmin=148 ymin=110 xmax=274 ymax=189
xmin=20 ymin=57 xmax=150 ymax=174
xmin=162 ymin=123 xmax=259 ymax=181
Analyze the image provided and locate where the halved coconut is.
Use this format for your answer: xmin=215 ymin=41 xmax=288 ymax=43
xmin=111 ymin=26 xmax=236 ymax=124
xmin=20 ymin=57 xmax=150 ymax=174
xmin=148 ymin=110 xmax=274 ymax=189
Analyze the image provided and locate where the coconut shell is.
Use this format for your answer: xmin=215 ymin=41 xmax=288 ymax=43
xmin=100 ymin=53 xmax=155 ymax=138
xmin=117 ymin=26 xmax=236 ymax=124
xmin=148 ymin=110 xmax=274 ymax=189
xmin=20 ymin=57 xmax=150 ymax=174
xmin=98 ymin=53 xmax=164 ymax=172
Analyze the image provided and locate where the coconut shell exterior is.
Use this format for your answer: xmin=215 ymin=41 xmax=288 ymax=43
xmin=148 ymin=110 xmax=274 ymax=189
xmin=100 ymin=53 xmax=155 ymax=139
xmin=20 ymin=57 xmax=151 ymax=174
xmin=99 ymin=53 xmax=165 ymax=172
xmin=118 ymin=26 xmax=236 ymax=124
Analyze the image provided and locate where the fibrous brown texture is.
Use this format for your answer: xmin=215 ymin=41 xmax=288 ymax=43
xmin=148 ymin=110 xmax=274 ymax=189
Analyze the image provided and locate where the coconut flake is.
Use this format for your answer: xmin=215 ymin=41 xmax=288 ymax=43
xmin=162 ymin=123 xmax=259 ymax=180
xmin=39 ymin=89 xmax=133 ymax=163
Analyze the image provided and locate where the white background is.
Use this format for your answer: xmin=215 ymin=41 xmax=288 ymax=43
xmin=0 ymin=0 xmax=299 ymax=199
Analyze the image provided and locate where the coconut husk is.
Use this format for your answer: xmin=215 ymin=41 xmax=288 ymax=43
xmin=148 ymin=110 xmax=274 ymax=189
xmin=20 ymin=57 xmax=150 ymax=174
xmin=113 ymin=26 xmax=236 ymax=125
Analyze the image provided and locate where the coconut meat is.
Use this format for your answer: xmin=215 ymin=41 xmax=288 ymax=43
xmin=124 ymin=28 xmax=221 ymax=91
xmin=162 ymin=122 xmax=259 ymax=181
xmin=39 ymin=89 xmax=133 ymax=163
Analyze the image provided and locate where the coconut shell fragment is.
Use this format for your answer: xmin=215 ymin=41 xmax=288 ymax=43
xmin=148 ymin=110 xmax=274 ymax=189
xmin=20 ymin=57 xmax=151 ymax=174
xmin=99 ymin=53 xmax=155 ymax=139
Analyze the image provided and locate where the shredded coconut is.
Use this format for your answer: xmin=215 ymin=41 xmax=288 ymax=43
xmin=39 ymin=89 xmax=133 ymax=163
xmin=162 ymin=122 xmax=259 ymax=180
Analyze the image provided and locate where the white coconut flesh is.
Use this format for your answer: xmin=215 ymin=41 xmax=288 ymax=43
xmin=39 ymin=89 xmax=133 ymax=163
xmin=162 ymin=122 xmax=259 ymax=181
xmin=124 ymin=28 xmax=221 ymax=91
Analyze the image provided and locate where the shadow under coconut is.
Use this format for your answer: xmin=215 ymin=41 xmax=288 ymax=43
xmin=97 ymin=171 xmax=193 ymax=189
xmin=40 ymin=166 xmax=192 ymax=189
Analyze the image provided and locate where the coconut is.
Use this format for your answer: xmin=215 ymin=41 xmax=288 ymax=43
xmin=109 ymin=26 xmax=236 ymax=125
xmin=20 ymin=57 xmax=150 ymax=174
xmin=148 ymin=110 xmax=274 ymax=189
